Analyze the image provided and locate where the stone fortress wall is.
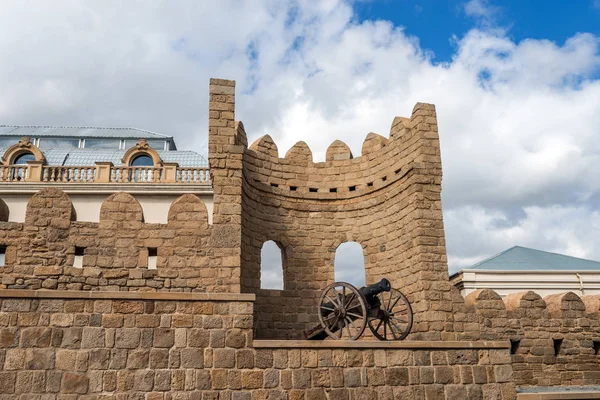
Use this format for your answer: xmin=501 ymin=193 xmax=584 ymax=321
xmin=0 ymin=78 xmax=597 ymax=398
xmin=467 ymin=289 xmax=600 ymax=387
xmin=237 ymin=94 xmax=463 ymax=342
xmin=0 ymin=189 xmax=236 ymax=293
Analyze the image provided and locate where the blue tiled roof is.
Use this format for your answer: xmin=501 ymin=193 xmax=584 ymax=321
xmin=0 ymin=147 xmax=207 ymax=167
xmin=0 ymin=125 xmax=172 ymax=140
xmin=466 ymin=246 xmax=600 ymax=271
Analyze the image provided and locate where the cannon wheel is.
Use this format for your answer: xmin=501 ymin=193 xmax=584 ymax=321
xmin=368 ymin=288 xmax=412 ymax=341
xmin=318 ymin=282 xmax=367 ymax=340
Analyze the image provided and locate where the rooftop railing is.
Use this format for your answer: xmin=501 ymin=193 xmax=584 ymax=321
xmin=0 ymin=162 xmax=210 ymax=184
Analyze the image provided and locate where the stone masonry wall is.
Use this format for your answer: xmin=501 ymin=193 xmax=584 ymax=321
xmin=0 ymin=291 xmax=515 ymax=399
xmin=239 ymin=103 xmax=473 ymax=341
xmin=0 ymin=188 xmax=237 ymax=292
xmin=466 ymin=289 xmax=600 ymax=388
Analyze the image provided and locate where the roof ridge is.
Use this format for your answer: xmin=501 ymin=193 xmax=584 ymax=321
xmin=514 ymin=245 xmax=600 ymax=264
xmin=469 ymin=245 xmax=519 ymax=268
xmin=0 ymin=125 xmax=172 ymax=138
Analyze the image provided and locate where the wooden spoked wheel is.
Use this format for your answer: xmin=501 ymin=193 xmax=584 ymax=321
xmin=318 ymin=282 xmax=367 ymax=340
xmin=368 ymin=288 xmax=412 ymax=340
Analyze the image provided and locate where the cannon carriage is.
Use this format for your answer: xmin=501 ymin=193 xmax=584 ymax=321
xmin=304 ymin=278 xmax=413 ymax=341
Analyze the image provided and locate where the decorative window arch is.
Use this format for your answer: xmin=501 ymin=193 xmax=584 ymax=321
xmin=1 ymin=137 xmax=45 ymax=165
xmin=130 ymin=154 xmax=154 ymax=167
xmin=121 ymin=139 xmax=163 ymax=167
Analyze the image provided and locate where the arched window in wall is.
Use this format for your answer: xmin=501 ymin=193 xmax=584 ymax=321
xmin=260 ymin=240 xmax=284 ymax=290
xmin=129 ymin=154 xmax=155 ymax=182
xmin=13 ymin=153 xmax=36 ymax=164
xmin=334 ymin=242 xmax=366 ymax=288
xmin=130 ymin=154 xmax=154 ymax=167
xmin=12 ymin=152 xmax=36 ymax=181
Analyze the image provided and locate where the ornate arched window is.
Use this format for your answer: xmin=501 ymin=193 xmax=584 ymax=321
xmin=1 ymin=137 xmax=45 ymax=166
xmin=122 ymin=139 xmax=162 ymax=166
xmin=130 ymin=154 xmax=154 ymax=167
xmin=13 ymin=152 xmax=36 ymax=165
xmin=121 ymin=139 xmax=163 ymax=182
xmin=1 ymin=138 xmax=46 ymax=181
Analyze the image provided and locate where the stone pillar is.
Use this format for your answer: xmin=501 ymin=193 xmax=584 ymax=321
xmin=207 ymin=78 xmax=244 ymax=293
xmin=403 ymin=103 xmax=456 ymax=340
xmin=162 ymin=162 xmax=178 ymax=183
xmin=25 ymin=160 xmax=43 ymax=182
xmin=95 ymin=162 xmax=113 ymax=183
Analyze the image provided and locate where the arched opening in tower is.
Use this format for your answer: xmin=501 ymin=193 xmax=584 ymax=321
xmin=260 ymin=240 xmax=284 ymax=290
xmin=334 ymin=241 xmax=366 ymax=288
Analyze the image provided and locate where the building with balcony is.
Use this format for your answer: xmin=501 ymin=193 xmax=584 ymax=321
xmin=0 ymin=125 xmax=212 ymax=226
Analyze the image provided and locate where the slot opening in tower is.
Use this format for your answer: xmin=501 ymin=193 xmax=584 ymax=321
xmin=553 ymin=338 xmax=563 ymax=356
xmin=510 ymin=339 xmax=520 ymax=355
xmin=74 ymin=246 xmax=85 ymax=268
xmin=148 ymin=247 xmax=158 ymax=270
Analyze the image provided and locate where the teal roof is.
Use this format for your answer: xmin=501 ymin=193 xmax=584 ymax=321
xmin=466 ymin=246 xmax=600 ymax=271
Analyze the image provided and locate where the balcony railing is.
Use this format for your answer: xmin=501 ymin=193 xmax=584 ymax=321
xmin=0 ymin=163 xmax=210 ymax=184
xmin=43 ymin=166 xmax=96 ymax=183
xmin=0 ymin=165 xmax=29 ymax=182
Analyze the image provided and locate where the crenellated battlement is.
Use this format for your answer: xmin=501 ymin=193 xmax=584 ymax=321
xmin=240 ymin=102 xmax=440 ymax=201
xmin=207 ymin=73 xmax=455 ymax=341
xmin=0 ymin=187 xmax=237 ymax=293
xmin=466 ymin=289 xmax=600 ymax=387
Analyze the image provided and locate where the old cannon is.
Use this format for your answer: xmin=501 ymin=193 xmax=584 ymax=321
xmin=304 ymin=278 xmax=413 ymax=341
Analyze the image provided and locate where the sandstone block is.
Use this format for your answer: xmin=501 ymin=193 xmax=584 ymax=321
xmin=55 ymin=349 xmax=78 ymax=370
xmin=289 ymin=369 xmax=310 ymax=390
xmin=115 ymin=328 xmax=140 ymax=349
xmin=89 ymin=348 xmax=110 ymax=369
xmin=343 ymin=368 xmax=361 ymax=388
xmin=20 ymin=327 xmax=52 ymax=347
xmin=149 ymin=349 xmax=169 ymax=369
xmin=25 ymin=348 xmax=55 ymax=370
xmin=61 ymin=373 xmax=89 ymax=394
xmin=153 ymin=328 xmax=174 ymax=348
xmin=213 ymin=348 xmax=235 ymax=368
xmin=241 ymin=370 xmax=263 ymax=389
xmin=0 ymin=372 xmax=16 ymax=393
xmin=4 ymin=349 xmax=25 ymax=370
xmin=0 ymin=328 xmax=18 ymax=347
xmin=188 ymin=329 xmax=210 ymax=347
xmin=81 ymin=327 xmax=105 ymax=348
xmin=180 ymin=348 xmax=204 ymax=368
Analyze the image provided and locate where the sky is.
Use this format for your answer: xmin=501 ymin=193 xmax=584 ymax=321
xmin=1 ymin=0 xmax=599 ymax=287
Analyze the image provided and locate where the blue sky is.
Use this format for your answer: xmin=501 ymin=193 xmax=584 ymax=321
xmin=356 ymin=0 xmax=600 ymax=63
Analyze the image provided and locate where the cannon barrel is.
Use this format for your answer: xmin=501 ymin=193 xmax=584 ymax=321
xmin=359 ymin=278 xmax=391 ymax=298
xmin=321 ymin=278 xmax=391 ymax=313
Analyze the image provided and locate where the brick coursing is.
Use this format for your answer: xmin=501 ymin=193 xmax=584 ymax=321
xmin=0 ymin=78 xmax=598 ymax=397
xmin=240 ymin=103 xmax=471 ymax=341
xmin=0 ymin=295 xmax=516 ymax=399
xmin=0 ymin=189 xmax=233 ymax=292
xmin=467 ymin=289 xmax=600 ymax=387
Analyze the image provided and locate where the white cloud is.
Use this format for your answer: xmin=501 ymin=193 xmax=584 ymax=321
xmin=463 ymin=0 xmax=501 ymax=24
xmin=445 ymin=205 xmax=600 ymax=275
xmin=1 ymin=1 xmax=599 ymax=277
